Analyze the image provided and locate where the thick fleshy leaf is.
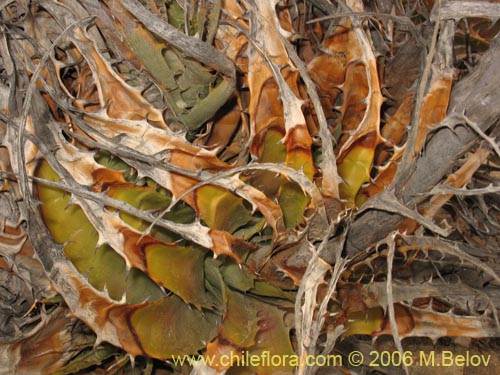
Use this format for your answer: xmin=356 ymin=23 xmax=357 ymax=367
xmin=109 ymin=0 xmax=232 ymax=131
xmin=217 ymin=290 xmax=260 ymax=349
xmin=130 ymin=294 xmax=219 ymax=357
xmin=36 ymin=160 xmax=164 ymax=302
xmin=206 ymin=289 xmax=295 ymax=374
xmin=144 ymin=243 xmax=212 ymax=308
xmin=337 ymin=133 xmax=378 ymax=207
xmin=195 ymin=185 xmax=251 ymax=233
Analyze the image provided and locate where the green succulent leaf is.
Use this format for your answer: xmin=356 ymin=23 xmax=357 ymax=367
xmin=36 ymin=161 xmax=165 ymax=303
xmin=130 ymin=294 xmax=220 ymax=357
xmin=196 ymin=185 xmax=251 ymax=233
xmin=145 ymin=243 xmax=212 ymax=309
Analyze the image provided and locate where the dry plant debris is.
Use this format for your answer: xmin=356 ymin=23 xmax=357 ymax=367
xmin=0 ymin=0 xmax=499 ymax=374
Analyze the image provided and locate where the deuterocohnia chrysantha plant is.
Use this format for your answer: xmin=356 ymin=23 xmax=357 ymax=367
xmin=1 ymin=0 xmax=499 ymax=374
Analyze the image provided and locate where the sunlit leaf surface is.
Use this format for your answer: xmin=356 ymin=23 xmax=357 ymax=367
xmin=1 ymin=0 xmax=499 ymax=374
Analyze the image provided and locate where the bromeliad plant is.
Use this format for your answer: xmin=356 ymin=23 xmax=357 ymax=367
xmin=1 ymin=0 xmax=500 ymax=374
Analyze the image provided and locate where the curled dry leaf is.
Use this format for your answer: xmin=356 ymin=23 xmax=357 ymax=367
xmin=0 ymin=0 xmax=499 ymax=374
